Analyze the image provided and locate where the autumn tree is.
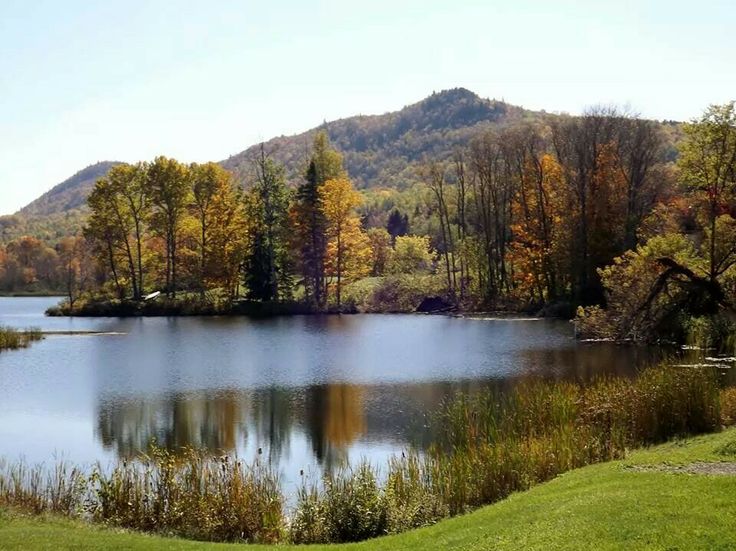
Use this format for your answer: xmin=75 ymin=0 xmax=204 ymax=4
xmin=679 ymin=102 xmax=736 ymax=281
xmin=204 ymin=174 xmax=248 ymax=300
xmin=57 ymin=236 xmax=88 ymax=308
xmin=367 ymin=227 xmax=392 ymax=276
xmin=112 ymin=163 xmax=149 ymax=298
xmin=320 ymin=177 xmax=370 ymax=308
xmin=85 ymin=180 xmax=125 ymax=298
xmin=389 ymin=235 xmax=434 ymax=274
xmin=550 ymin=108 xmax=629 ymax=303
xmin=291 ymin=132 xmax=345 ymax=309
xmin=148 ymin=156 xmax=190 ymax=298
xmin=191 ymin=162 xmax=235 ymax=294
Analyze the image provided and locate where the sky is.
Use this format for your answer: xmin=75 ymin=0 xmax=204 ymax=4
xmin=1 ymin=0 xmax=735 ymax=214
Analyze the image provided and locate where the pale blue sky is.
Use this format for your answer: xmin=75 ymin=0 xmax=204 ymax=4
xmin=1 ymin=0 xmax=734 ymax=214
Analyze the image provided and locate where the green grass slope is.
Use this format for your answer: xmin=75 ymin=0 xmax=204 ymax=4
xmin=3 ymin=429 xmax=736 ymax=550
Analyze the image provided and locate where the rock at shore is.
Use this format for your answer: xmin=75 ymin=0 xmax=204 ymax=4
xmin=416 ymin=296 xmax=454 ymax=313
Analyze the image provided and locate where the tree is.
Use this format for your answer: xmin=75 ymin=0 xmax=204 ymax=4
xmin=244 ymin=147 xmax=291 ymax=301
xmin=320 ymin=177 xmax=368 ymax=308
xmin=204 ymin=175 xmax=248 ymax=301
xmin=386 ymin=209 xmax=409 ymax=242
xmin=425 ymin=162 xmax=457 ymax=296
xmin=367 ymin=227 xmax=392 ymax=276
xmin=291 ymin=132 xmax=345 ymax=309
xmin=575 ymin=234 xmax=703 ymax=342
xmin=507 ymin=150 xmax=569 ymax=303
xmin=467 ymin=130 xmax=514 ymax=301
xmin=85 ymin=180 xmax=124 ymax=298
xmin=679 ymin=102 xmax=736 ymax=281
xmin=57 ymin=236 xmax=87 ymax=308
xmin=113 ymin=163 xmax=149 ymax=299
xmin=615 ymin=117 xmax=667 ymax=250
xmin=389 ymin=235 xmax=433 ymax=274
xmin=96 ymin=165 xmax=145 ymax=299
xmin=550 ymin=108 xmax=627 ymax=304
xmin=191 ymin=162 xmax=235 ymax=294
xmin=148 ymin=156 xmax=191 ymax=298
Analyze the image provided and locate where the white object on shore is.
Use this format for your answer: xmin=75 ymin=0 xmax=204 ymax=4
xmin=144 ymin=291 xmax=161 ymax=301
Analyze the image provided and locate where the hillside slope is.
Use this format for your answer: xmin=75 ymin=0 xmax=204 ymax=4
xmin=3 ymin=89 xmax=528 ymax=243
xmin=222 ymin=87 xmax=527 ymax=189
xmin=18 ymin=161 xmax=121 ymax=217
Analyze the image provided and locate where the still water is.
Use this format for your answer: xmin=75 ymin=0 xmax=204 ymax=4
xmin=0 ymin=297 xmax=662 ymax=491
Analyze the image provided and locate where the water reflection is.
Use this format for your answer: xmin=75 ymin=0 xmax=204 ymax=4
xmin=94 ymin=338 xmax=665 ymax=468
xmin=0 ymin=296 xmax=693 ymax=478
xmin=96 ymin=385 xmax=372 ymax=466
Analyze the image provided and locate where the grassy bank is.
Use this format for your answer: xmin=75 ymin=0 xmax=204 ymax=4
xmin=2 ymin=428 xmax=736 ymax=550
xmin=0 ymin=327 xmax=43 ymax=351
xmin=0 ymin=365 xmax=728 ymax=545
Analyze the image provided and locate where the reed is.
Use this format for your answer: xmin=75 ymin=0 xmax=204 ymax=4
xmin=0 ymin=459 xmax=85 ymax=515
xmin=0 ymin=326 xmax=43 ymax=351
xmin=89 ymin=447 xmax=284 ymax=543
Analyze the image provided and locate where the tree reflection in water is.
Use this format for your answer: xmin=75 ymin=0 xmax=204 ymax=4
xmin=95 ymin=341 xmax=672 ymax=477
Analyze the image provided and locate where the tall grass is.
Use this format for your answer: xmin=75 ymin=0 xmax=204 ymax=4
xmin=0 ymin=364 xmax=729 ymax=544
xmin=0 ymin=326 xmax=43 ymax=351
xmin=290 ymin=364 xmax=723 ymax=541
xmin=89 ymin=447 xmax=284 ymax=543
xmin=0 ymin=460 xmax=85 ymax=515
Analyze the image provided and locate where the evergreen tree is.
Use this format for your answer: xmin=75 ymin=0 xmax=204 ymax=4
xmin=244 ymin=147 xmax=292 ymax=300
xmin=386 ymin=209 xmax=409 ymax=242
xmin=291 ymin=132 xmax=345 ymax=308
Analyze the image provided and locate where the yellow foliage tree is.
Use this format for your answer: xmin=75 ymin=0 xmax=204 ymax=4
xmin=319 ymin=177 xmax=371 ymax=308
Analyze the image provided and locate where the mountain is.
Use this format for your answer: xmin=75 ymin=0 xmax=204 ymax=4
xmin=222 ymin=88 xmax=527 ymax=189
xmin=3 ymin=88 xmax=530 ymax=243
xmin=19 ymin=161 xmax=121 ymax=217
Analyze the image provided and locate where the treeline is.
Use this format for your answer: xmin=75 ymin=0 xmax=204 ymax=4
xmin=0 ymin=235 xmax=86 ymax=295
xmin=11 ymin=102 xmax=732 ymax=325
xmin=392 ymin=106 xmax=676 ymax=311
xmin=51 ymin=132 xmax=437 ymax=312
xmin=575 ymin=102 xmax=736 ymax=344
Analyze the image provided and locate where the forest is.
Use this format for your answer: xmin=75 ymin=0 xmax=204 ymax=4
xmin=1 ymin=101 xmax=734 ymax=346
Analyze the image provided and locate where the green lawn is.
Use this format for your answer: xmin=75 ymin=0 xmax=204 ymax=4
xmin=3 ymin=429 xmax=736 ymax=550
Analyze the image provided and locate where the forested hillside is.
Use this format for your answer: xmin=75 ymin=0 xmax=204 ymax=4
xmin=0 ymin=161 xmax=120 ymax=245
xmin=4 ymin=88 xmax=525 ymax=236
xmin=222 ymin=88 xmax=526 ymax=189
xmin=1 ymin=88 xmax=697 ymax=319
xmin=19 ymin=161 xmax=121 ymax=216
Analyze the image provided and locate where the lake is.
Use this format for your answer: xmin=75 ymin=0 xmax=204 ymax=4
xmin=0 ymin=296 xmax=663 ymax=492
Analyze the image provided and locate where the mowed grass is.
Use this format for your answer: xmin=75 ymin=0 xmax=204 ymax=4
xmin=3 ymin=429 xmax=736 ymax=550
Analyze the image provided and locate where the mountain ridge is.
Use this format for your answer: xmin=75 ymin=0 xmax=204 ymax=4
xmin=221 ymin=87 xmax=526 ymax=189
xmin=17 ymin=161 xmax=122 ymax=217
xmin=14 ymin=88 xmax=526 ymax=220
